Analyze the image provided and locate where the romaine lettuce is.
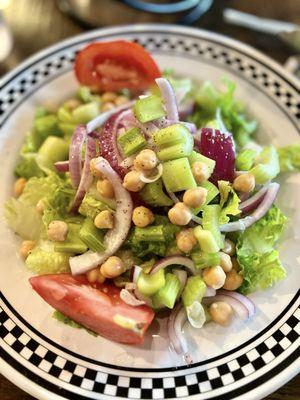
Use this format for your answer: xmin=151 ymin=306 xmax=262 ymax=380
xmin=277 ymin=144 xmax=300 ymax=172
xmin=218 ymin=180 xmax=241 ymax=224
xmin=237 ymin=206 xmax=287 ymax=294
xmin=26 ymin=247 xmax=70 ymax=274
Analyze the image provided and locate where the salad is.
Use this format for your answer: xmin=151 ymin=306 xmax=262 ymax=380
xmin=5 ymin=40 xmax=300 ymax=363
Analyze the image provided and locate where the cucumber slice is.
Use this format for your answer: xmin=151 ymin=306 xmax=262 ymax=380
xmin=162 ymin=158 xmax=197 ymax=192
xmin=117 ymin=127 xmax=147 ymax=157
xmin=139 ymin=179 xmax=173 ymax=207
xmin=134 ymin=95 xmax=166 ymax=123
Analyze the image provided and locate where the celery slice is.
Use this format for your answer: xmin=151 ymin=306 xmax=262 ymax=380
xmin=194 ymin=227 xmax=220 ymax=253
xmin=202 ymin=205 xmax=224 ymax=249
xmin=72 ymin=102 xmax=99 ymax=124
xmin=38 ymin=136 xmax=69 ymax=170
xmin=34 ymin=115 xmax=62 ymax=139
xmin=188 ymin=150 xmax=216 ymax=175
xmin=191 ymin=251 xmax=220 ymax=269
xmin=182 ymin=276 xmax=206 ymax=307
xmin=162 ymin=157 xmax=197 ymax=192
xmin=79 ymin=218 xmax=105 ymax=252
xmin=54 ymin=223 xmax=88 ymax=254
xmin=157 ymin=134 xmax=193 ymax=161
xmin=152 ymin=124 xmax=190 ymax=147
xmin=152 ymin=273 xmax=181 ymax=309
xmin=134 ymin=225 xmax=165 ymax=242
xmin=137 ymin=269 xmax=165 ymax=296
xmin=139 ymin=179 xmax=173 ymax=207
xmin=134 ymin=95 xmax=165 ymax=123
xmin=117 ymin=127 xmax=147 ymax=157
xmin=79 ymin=194 xmax=112 ymax=220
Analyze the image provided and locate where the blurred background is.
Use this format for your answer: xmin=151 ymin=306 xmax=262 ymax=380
xmin=0 ymin=0 xmax=300 ymax=78
xmin=0 ymin=1 xmax=299 ymax=399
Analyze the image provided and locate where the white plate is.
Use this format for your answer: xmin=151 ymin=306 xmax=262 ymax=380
xmin=0 ymin=24 xmax=299 ymax=400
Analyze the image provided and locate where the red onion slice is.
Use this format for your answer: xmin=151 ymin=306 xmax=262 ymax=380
xmin=221 ymin=182 xmax=279 ymax=232
xmin=167 ymin=191 xmax=180 ymax=204
xmin=168 ymin=303 xmax=192 ymax=364
xmin=156 ymin=78 xmax=179 ymax=121
xmin=150 ymin=256 xmax=196 ymax=276
xmin=218 ymin=290 xmax=255 ymax=318
xmin=204 ymin=286 xmax=216 ymax=297
xmin=70 ymin=135 xmax=96 ymax=212
xmin=239 ymin=184 xmax=269 ymax=215
xmin=120 ymin=289 xmax=146 ymax=307
xmin=198 ymin=128 xmax=235 ymax=184
xmin=69 ymin=125 xmax=86 ymax=188
xmin=70 ymin=157 xmax=133 ymax=275
xmin=54 ymin=160 xmax=71 ymax=173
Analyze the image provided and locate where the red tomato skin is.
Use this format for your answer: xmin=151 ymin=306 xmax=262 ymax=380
xmin=74 ymin=40 xmax=161 ymax=92
xmin=29 ymin=274 xmax=155 ymax=345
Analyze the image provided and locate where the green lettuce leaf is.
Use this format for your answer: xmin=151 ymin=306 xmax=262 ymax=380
xmin=237 ymin=206 xmax=287 ymax=294
xmin=218 ymin=180 xmax=241 ymax=224
xmin=26 ymin=247 xmax=70 ymax=274
xmin=277 ymin=144 xmax=300 ymax=172
xmin=190 ymin=79 xmax=257 ymax=146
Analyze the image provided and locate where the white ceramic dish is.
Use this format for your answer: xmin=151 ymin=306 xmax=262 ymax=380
xmin=0 ymin=24 xmax=299 ymax=400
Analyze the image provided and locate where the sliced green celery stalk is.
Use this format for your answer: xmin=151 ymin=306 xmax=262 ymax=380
xmin=15 ymin=156 xmax=45 ymax=179
xmin=72 ymin=102 xmax=99 ymax=124
xmin=134 ymin=95 xmax=165 ymax=123
xmin=193 ymin=227 xmax=220 ymax=253
xmin=133 ymin=225 xmax=165 ymax=242
xmin=137 ymin=269 xmax=165 ymax=296
xmin=157 ymin=134 xmax=193 ymax=161
xmin=191 ymin=251 xmax=220 ymax=269
xmin=117 ymin=127 xmax=147 ymax=157
xmin=34 ymin=114 xmax=62 ymax=139
xmin=38 ymin=136 xmax=69 ymax=170
xmin=182 ymin=276 xmax=206 ymax=307
xmin=152 ymin=273 xmax=181 ymax=309
xmin=162 ymin=157 xmax=197 ymax=192
xmin=139 ymin=179 xmax=173 ymax=207
xmin=202 ymin=205 xmax=224 ymax=249
xmin=54 ymin=223 xmax=88 ymax=254
xmin=188 ymin=150 xmax=216 ymax=175
xmin=79 ymin=218 xmax=106 ymax=252
xmin=152 ymin=124 xmax=190 ymax=147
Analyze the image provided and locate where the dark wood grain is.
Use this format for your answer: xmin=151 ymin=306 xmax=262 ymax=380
xmin=0 ymin=0 xmax=299 ymax=398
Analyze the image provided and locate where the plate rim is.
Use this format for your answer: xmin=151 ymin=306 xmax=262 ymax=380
xmin=0 ymin=23 xmax=299 ymax=400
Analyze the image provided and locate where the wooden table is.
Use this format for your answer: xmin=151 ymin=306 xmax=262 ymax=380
xmin=0 ymin=0 xmax=299 ymax=398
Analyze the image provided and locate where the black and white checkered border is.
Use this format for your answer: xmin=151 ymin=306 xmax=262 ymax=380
xmin=0 ymin=31 xmax=299 ymax=126
xmin=1 ymin=304 xmax=299 ymax=398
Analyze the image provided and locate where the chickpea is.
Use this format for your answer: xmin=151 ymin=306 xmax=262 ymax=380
xmin=115 ymin=95 xmax=129 ymax=106
xmin=19 ymin=240 xmax=35 ymax=259
xmin=183 ymin=187 xmax=207 ymax=208
xmin=97 ymin=179 xmax=114 ymax=199
xmin=219 ymin=252 xmax=233 ymax=273
xmin=101 ymin=102 xmax=115 ymax=112
xmin=86 ymin=268 xmax=106 ymax=284
xmin=233 ymin=173 xmax=255 ymax=193
xmin=134 ymin=149 xmax=158 ymax=171
xmin=203 ymin=266 xmax=226 ymax=290
xmin=86 ymin=268 xmax=99 ymax=283
xmin=209 ymin=301 xmax=233 ymax=326
xmin=132 ymin=206 xmax=154 ymax=228
xmin=94 ymin=210 xmax=114 ymax=229
xmin=36 ymin=199 xmax=45 ymax=215
xmin=14 ymin=177 xmax=26 ymax=197
xmin=100 ymin=256 xmax=125 ymax=279
xmin=64 ymin=98 xmax=81 ymax=111
xmin=223 ymin=269 xmax=243 ymax=290
xmin=223 ymin=238 xmax=236 ymax=256
xmin=102 ymin=92 xmax=117 ymax=103
xmin=192 ymin=162 xmax=211 ymax=184
xmin=123 ymin=170 xmax=145 ymax=192
xmin=47 ymin=221 xmax=68 ymax=242
xmin=168 ymin=202 xmax=192 ymax=226
xmin=176 ymin=228 xmax=197 ymax=253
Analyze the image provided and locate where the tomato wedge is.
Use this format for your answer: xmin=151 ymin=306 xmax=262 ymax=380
xmin=30 ymin=274 xmax=155 ymax=345
xmin=74 ymin=40 xmax=161 ymax=92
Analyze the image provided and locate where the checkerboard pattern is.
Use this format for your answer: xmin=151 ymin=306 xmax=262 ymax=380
xmin=0 ymin=304 xmax=299 ymax=398
xmin=0 ymin=32 xmax=299 ymax=125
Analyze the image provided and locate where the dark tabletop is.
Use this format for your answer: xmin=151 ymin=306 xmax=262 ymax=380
xmin=0 ymin=0 xmax=299 ymax=398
